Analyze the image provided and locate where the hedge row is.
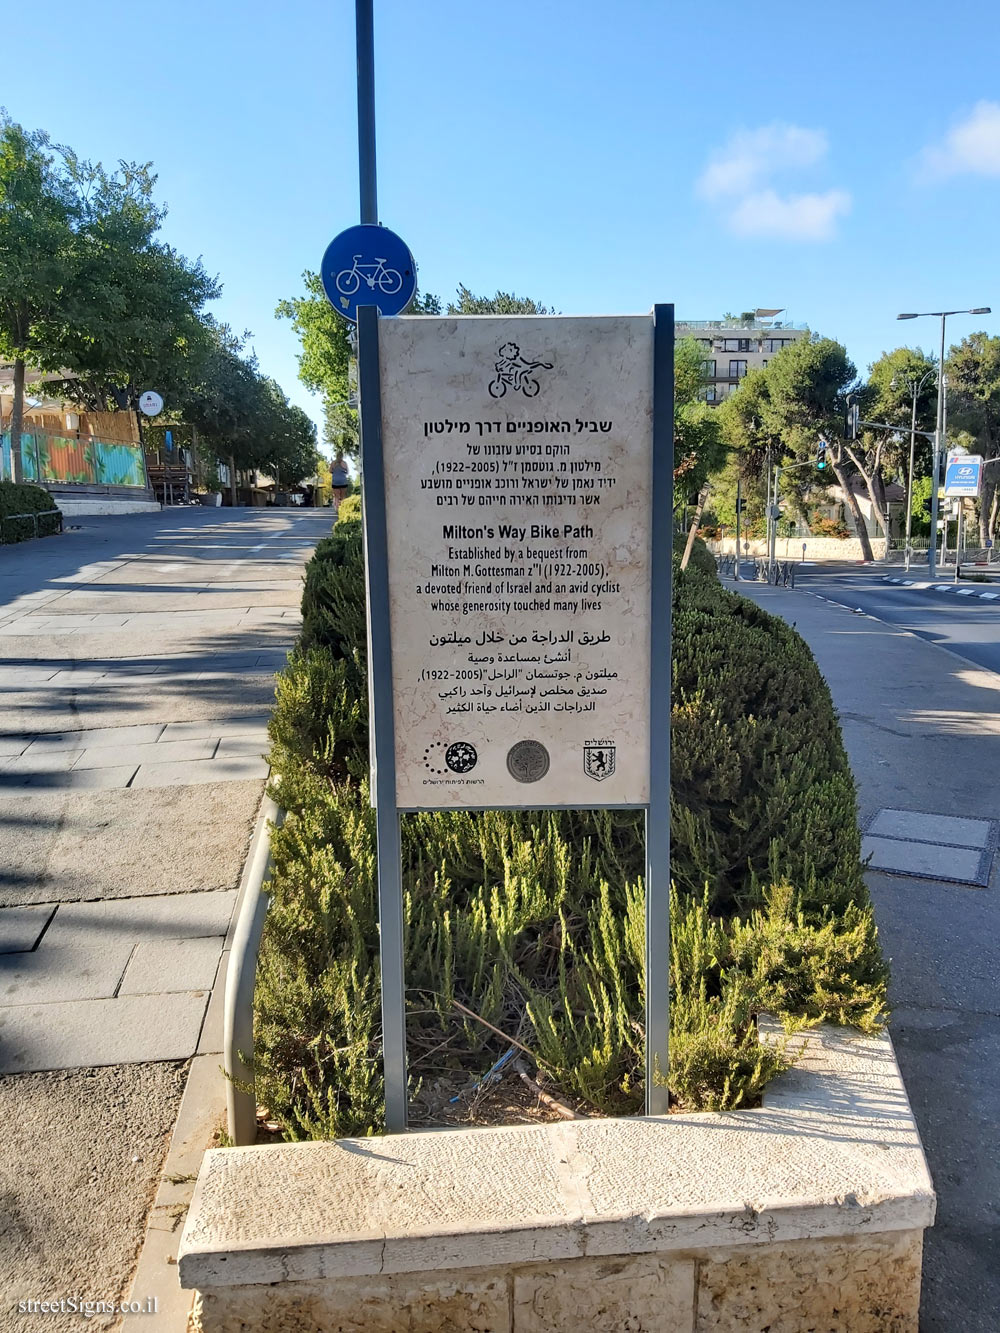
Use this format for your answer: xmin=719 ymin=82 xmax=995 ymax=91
xmin=252 ymin=517 xmax=887 ymax=1137
xmin=0 ymin=481 xmax=61 ymax=543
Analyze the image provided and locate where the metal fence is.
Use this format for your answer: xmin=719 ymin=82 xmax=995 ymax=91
xmin=1 ymin=431 xmax=148 ymax=489
xmin=0 ymin=509 xmax=63 ymax=543
xmin=715 ymin=553 xmax=796 ymax=586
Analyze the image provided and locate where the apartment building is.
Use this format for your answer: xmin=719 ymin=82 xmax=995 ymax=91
xmin=676 ymin=309 xmax=809 ymax=403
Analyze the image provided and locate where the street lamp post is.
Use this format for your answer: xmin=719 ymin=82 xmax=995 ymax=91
xmin=897 ymin=308 xmax=991 ymax=578
xmin=892 ymin=370 xmax=936 ymax=572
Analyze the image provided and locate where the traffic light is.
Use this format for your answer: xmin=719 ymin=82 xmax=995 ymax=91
xmin=817 ymin=439 xmax=828 ymax=470
xmin=735 ymin=495 xmax=746 ymax=513
xmin=845 ymin=395 xmax=859 ymax=441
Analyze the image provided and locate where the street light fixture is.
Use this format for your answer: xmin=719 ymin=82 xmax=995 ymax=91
xmin=895 ymin=308 xmax=992 ymax=576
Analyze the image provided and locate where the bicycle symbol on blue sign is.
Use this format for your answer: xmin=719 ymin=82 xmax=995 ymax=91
xmin=335 ymin=256 xmax=403 ymax=297
xmin=320 ymin=224 xmax=416 ymax=322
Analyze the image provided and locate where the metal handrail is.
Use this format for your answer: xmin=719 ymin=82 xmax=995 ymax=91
xmin=0 ymin=509 xmax=63 ymax=541
xmin=224 ymin=793 xmax=284 ymax=1146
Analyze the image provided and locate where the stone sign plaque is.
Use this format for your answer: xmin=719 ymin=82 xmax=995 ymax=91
xmin=379 ymin=315 xmax=653 ymax=809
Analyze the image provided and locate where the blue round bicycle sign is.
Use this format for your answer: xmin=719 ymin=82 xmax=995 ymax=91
xmin=320 ymin=224 xmax=416 ymax=321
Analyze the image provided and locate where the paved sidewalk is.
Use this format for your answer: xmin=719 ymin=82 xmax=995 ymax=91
xmin=735 ymin=577 xmax=1000 ymax=1333
xmin=0 ymin=508 xmax=330 ymax=1329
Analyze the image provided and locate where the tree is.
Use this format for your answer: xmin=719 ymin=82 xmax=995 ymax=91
xmin=947 ymin=333 xmax=1000 ymax=545
xmin=719 ymin=338 xmax=871 ymax=557
xmin=855 ymin=347 xmax=938 ymax=544
xmin=446 ymin=285 xmax=554 ymax=315
xmin=0 ymin=116 xmax=76 ymax=481
xmin=254 ymin=379 xmax=319 ymax=487
xmin=179 ymin=321 xmax=317 ymax=500
xmin=276 ymin=271 xmax=355 ymax=457
xmin=47 ymin=152 xmax=218 ymax=431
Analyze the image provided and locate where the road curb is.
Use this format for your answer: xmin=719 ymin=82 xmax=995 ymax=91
xmin=881 ymin=575 xmax=1000 ymax=601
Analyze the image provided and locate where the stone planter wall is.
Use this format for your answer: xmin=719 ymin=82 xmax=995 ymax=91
xmin=179 ymin=1027 xmax=934 ymax=1332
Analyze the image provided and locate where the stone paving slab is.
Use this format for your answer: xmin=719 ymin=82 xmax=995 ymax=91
xmin=215 ymin=736 xmax=268 ymax=757
xmin=160 ymin=717 xmax=270 ymax=742
xmin=0 ymin=763 xmax=138 ymax=793
xmin=862 ymin=835 xmax=985 ymax=883
xmin=26 ymin=722 xmax=167 ymax=751
xmin=0 ymin=991 xmax=210 ymax=1072
xmin=131 ymin=755 xmax=269 ymax=787
xmin=0 ymin=747 xmax=84 ymax=774
xmin=867 ymin=808 xmax=994 ymax=849
xmin=0 ymin=734 xmax=33 ymax=756
xmin=73 ymin=738 xmax=218 ymax=769
xmin=0 ymin=905 xmax=55 ymax=954
xmin=119 ymin=937 xmax=223 ymax=995
xmin=0 ymin=935 xmax=134 ymax=1005
xmin=55 ymin=890 xmax=238 ymax=941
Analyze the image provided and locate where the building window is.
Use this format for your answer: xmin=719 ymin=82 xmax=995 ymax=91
xmin=701 ymin=359 xmax=716 ymax=377
xmin=729 ymin=359 xmax=748 ymax=378
xmin=763 ymin=338 xmax=791 ymax=353
xmin=701 ymin=386 xmax=717 ymax=402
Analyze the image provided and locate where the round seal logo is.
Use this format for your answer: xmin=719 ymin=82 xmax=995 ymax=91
xmin=506 ymin=740 xmax=550 ymax=783
xmin=445 ymin=742 xmax=478 ymax=774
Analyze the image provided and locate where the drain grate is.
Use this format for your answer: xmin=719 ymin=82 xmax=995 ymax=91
xmin=862 ymin=808 xmax=998 ymax=887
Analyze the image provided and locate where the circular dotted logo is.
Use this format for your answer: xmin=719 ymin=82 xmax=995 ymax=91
xmin=423 ymin=741 xmax=478 ymax=776
xmin=506 ymin=739 xmax=550 ymax=784
xmin=445 ymin=742 xmax=478 ymax=774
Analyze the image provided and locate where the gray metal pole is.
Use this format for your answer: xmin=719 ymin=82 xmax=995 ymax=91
xmin=904 ymin=384 xmax=917 ymax=572
xmin=929 ymin=316 xmax=946 ymax=579
xmin=357 ymin=304 xmax=408 ymax=1133
xmin=645 ymin=304 xmax=674 ymax=1117
xmin=734 ymin=476 xmax=741 ymax=580
xmin=356 ymin=0 xmax=378 ymax=225
xmin=768 ymin=465 xmax=780 ymax=578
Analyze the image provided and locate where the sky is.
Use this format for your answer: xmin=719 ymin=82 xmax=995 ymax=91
xmin=5 ymin=0 xmax=999 ymax=448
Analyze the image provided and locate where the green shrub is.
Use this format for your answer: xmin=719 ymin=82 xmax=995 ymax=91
xmin=673 ymin=531 xmax=717 ymax=576
xmin=336 ymin=492 xmax=362 ymax=524
xmin=670 ymin=568 xmax=864 ymax=915
xmin=252 ymin=505 xmax=887 ymax=1136
xmin=0 ymin=480 xmax=61 ymax=543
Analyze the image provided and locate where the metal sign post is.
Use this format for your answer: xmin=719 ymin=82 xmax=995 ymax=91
xmin=646 ymin=304 xmax=674 ymax=1115
xmin=344 ymin=0 xmax=673 ymax=1133
xmin=357 ymin=305 xmax=409 ymax=1132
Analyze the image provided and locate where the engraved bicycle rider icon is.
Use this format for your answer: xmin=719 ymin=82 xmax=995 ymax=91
xmin=334 ymin=255 xmax=403 ymax=298
xmin=488 ymin=343 xmax=553 ymax=399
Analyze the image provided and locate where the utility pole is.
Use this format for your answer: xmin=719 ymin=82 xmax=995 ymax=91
xmin=734 ymin=476 xmax=741 ymax=580
xmin=897 ymin=307 xmax=991 ymax=578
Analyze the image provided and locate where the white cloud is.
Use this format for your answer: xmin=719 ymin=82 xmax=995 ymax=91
xmin=920 ymin=101 xmax=1000 ymax=179
xmin=695 ymin=122 xmax=850 ymax=242
xmin=696 ymin=123 xmax=829 ymax=200
xmin=729 ymin=189 xmax=852 ymax=241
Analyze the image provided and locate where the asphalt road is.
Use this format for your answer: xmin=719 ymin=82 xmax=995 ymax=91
xmin=745 ymin=563 xmax=1000 ymax=675
xmin=734 ymin=572 xmax=1000 ymax=1332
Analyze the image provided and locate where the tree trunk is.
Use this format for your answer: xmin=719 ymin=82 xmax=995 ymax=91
xmin=989 ymin=487 xmax=999 ymax=546
xmin=680 ymin=485 xmax=710 ymax=570
xmin=846 ymin=446 xmax=889 ymax=553
xmin=10 ymin=358 xmax=26 ymax=485
xmin=832 ymin=462 xmax=874 ymax=562
xmin=229 ymin=455 xmax=238 ymax=507
xmin=981 ymin=475 xmax=996 ymax=547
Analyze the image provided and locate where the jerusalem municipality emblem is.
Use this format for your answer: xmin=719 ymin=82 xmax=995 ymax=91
xmin=583 ymin=744 xmax=616 ymax=781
